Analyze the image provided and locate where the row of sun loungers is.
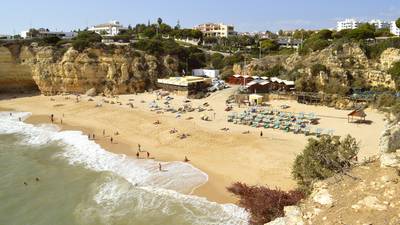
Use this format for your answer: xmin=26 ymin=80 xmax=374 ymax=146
xmin=227 ymin=107 xmax=334 ymax=137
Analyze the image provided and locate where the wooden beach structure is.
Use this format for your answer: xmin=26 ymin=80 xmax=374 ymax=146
xmin=157 ymin=76 xmax=211 ymax=97
xmin=347 ymin=109 xmax=367 ymax=123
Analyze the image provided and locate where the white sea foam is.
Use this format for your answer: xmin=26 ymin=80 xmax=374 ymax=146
xmin=0 ymin=111 xmax=249 ymax=225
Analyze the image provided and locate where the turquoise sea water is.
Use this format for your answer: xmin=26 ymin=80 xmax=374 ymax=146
xmin=0 ymin=112 xmax=248 ymax=225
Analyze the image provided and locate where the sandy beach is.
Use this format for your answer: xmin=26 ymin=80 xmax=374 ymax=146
xmin=0 ymin=89 xmax=386 ymax=204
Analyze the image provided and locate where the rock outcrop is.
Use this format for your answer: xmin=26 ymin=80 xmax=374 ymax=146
xmin=0 ymin=43 xmax=180 ymax=95
xmin=244 ymin=43 xmax=398 ymax=89
xmin=0 ymin=46 xmax=38 ymax=93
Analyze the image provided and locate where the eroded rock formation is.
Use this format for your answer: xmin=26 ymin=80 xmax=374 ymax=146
xmin=0 ymin=43 xmax=179 ymax=95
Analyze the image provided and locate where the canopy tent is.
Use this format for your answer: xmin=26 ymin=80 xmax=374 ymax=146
xmin=347 ymin=109 xmax=367 ymax=123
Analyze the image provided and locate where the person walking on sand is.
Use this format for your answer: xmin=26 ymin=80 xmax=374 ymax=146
xmin=260 ymin=131 xmax=263 ymax=137
xmin=147 ymin=151 xmax=150 ymax=158
xmin=136 ymin=151 xmax=140 ymax=159
xmin=92 ymin=134 xmax=95 ymax=140
xmin=159 ymin=163 xmax=162 ymax=171
xmin=103 ymin=129 xmax=105 ymax=136
xmin=50 ymin=114 xmax=54 ymax=123
xmin=110 ymin=137 xmax=113 ymax=143
xmin=184 ymin=156 xmax=189 ymax=162
xmin=138 ymin=144 xmax=141 ymax=152
xmin=60 ymin=119 xmax=63 ymax=125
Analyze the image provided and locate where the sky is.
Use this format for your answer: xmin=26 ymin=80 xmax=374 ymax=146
xmin=1 ymin=0 xmax=400 ymax=35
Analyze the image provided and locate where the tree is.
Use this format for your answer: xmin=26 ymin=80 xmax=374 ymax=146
xmin=157 ymin=17 xmax=163 ymax=26
xmin=260 ymin=39 xmax=279 ymax=52
xmin=210 ymin=53 xmax=224 ymax=69
xmin=396 ymin=18 xmax=400 ymax=29
xmin=292 ymin=135 xmax=359 ymax=193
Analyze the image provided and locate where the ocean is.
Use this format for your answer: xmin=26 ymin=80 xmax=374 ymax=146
xmin=0 ymin=112 xmax=248 ymax=225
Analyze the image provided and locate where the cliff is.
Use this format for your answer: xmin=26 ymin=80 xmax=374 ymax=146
xmin=0 ymin=43 xmax=179 ymax=95
xmin=0 ymin=46 xmax=38 ymax=93
xmin=243 ymin=43 xmax=400 ymax=89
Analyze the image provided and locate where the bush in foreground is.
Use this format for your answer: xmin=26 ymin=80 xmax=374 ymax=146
xmin=227 ymin=183 xmax=304 ymax=225
xmin=292 ymin=135 xmax=359 ymax=193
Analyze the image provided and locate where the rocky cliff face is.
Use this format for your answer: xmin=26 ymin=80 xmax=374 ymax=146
xmin=0 ymin=43 xmax=179 ymax=95
xmin=244 ymin=43 xmax=400 ymax=89
xmin=0 ymin=46 xmax=38 ymax=93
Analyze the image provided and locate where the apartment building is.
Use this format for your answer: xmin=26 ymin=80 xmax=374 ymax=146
xmin=194 ymin=23 xmax=236 ymax=37
xmin=337 ymin=19 xmax=361 ymax=31
xmin=390 ymin=21 xmax=400 ymax=36
xmin=369 ymin=19 xmax=390 ymax=29
xmin=88 ymin=20 xmax=128 ymax=36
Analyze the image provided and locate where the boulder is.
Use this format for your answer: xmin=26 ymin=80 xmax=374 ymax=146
xmin=85 ymin=88 xmax=97 ymax=97
xmin=380 ymin=153 xmax=400 ymax=168
xmin=312 ymin=188 xmax=333 ymax=207
xmin=265 ymin=206 xmax=304 ymax=225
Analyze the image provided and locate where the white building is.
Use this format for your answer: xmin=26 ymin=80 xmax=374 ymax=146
xmin=88 ymin=20 xmax=128 ymax=36
xmin=390 ymin=21 xmax=400 ymax=36
xmin=194 ymin=23 xmax=236 ymax=37
xmin=192 ymin=69 xmax=220 ymax=79
xmin=369 ymin=19 xmax=390 ymax=29
xmin=20 ymin=28 xmax=77 ymax=39
xmin=337 ymin=19 xmax=361 ymax=31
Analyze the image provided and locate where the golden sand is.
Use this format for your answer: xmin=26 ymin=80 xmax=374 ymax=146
xmin=0 ymin=89 xmax=385 ymax=204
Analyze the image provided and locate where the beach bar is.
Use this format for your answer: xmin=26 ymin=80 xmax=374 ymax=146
xmin=157 ymin=76 xmax=212 ymax=96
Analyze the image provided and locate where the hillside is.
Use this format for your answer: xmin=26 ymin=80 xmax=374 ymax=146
xmin=266 ymin=119 xmax=400 ymax=225
xmin=239 ymin=42 xmax=400 ymax=91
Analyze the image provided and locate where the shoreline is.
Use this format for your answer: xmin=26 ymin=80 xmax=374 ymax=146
xmin=0 ymin=92 xmax=386 ymax=204
xmin=22 ymin=113 xmax=210 ymax=196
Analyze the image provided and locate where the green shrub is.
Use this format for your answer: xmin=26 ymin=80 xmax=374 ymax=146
xmin=210 ymin=53 xmax=224 ymax=69
xmin=39 ymin=36 xmax=61 ymax=45
xmin=72 ymin=39 xmax=90 ymax=52
xmin=375 ymin=93 xmax=397 ymax=108
xmin=311 ymin=63 xmax=329 ymax=76
xmin=388 ymin=61 xmax=400 ymax=88
xmin=292 ymin=135 xmax=359 ymax=193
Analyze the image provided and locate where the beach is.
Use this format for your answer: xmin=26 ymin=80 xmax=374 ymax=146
xmin=0 ymin=89 xmax=386 ymax=204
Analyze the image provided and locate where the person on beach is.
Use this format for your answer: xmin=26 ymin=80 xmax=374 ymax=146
xmin=60 ymin=119 xmax=63 ymax=125
xmin=92 ymin=134 xmax=95 ymax=140
xmin=103 ymin=129 xmax=105 ymax=136
xmin=50 ymin=114 xmax=54 ymax=123
xmin=110 ymin=137 xmax=113 ymax=143
xmin=147 ymin=151 xmax=150 ymax=158
xmin=136 ymin=152 xmax=140 ymax=159
xmin=184 ymin=156 xmax=189 ymax=162
xmin=88 ymin=134 xmax=91 ymax=139
xmin=260 ymin=131 xmax=263 ymax=137
xmin=138 ymin=144 xmax=141 ymax=152
xmin=18 ymin=117 xmax=21 ymax=121
xmin=159 ymin=163 xmax=162 ymax=171
xmin=9 ymin=113 xmax=12 ymax=116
